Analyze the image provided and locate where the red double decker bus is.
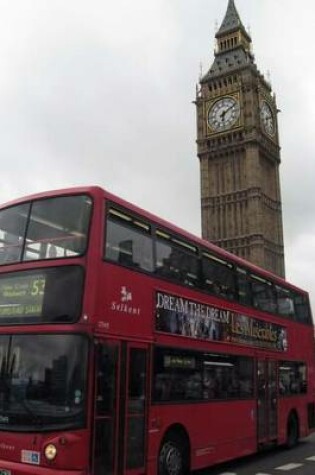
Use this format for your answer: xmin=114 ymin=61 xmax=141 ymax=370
xmin=0 ymin=185 xmax=314 ymax=475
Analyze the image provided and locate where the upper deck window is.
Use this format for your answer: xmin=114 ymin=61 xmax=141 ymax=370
xmin=293 ymin=293 xmax=312 ymax=324
xmin=275 ymin=285 xmax=295 ymax=318
xmin=250 ymin=274 xmax=277 ymax=314
xmin=155 ymin=230 xmax=199 ymax=287
xmin=105 ymin=208 xmax=154 ymax=272
xmin=235 ymin=267 xmax=251 ymax=306
xmin=201 ymin=252 xmax=236 ymax=299
xmin=0 ymin=195 xmax=92 ymax=265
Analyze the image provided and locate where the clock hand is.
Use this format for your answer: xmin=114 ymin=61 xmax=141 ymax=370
xmin=220 ymin=103 xmax=235 ymax=120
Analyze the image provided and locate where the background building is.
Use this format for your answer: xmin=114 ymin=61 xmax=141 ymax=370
xmin=195 ymin=0 xmax=285 ymax=277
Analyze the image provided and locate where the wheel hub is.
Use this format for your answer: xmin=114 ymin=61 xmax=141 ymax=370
xmin=165 ymin=445 xmax=182 ymax=475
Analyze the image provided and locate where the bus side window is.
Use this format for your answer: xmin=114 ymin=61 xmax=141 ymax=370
xmin=155 ymin=232 xmax=199 ymax=288
xmin=250 ymin=275 xmax=277 ymax=314
xmin=153 ymin=348 xmax=254 ymax=403
xmin=105 ymin=210 xmax=154 ymax=273
xmin=201 ymin=252 xmax=236 ymax=300
xmin=155 ymin=240 xmax=179 ymax=281
xmin=276 ymin=285 xmax=294 ymax=318
xmin=293 ymin=293 xmax=312 ymax=324
xmin=118 ymin=239 xmax=135 ymax=266
xmin=279 ymin=361 xmax=307 ymax=395
xmin=235 ymin=267 xmax=251 ymax=305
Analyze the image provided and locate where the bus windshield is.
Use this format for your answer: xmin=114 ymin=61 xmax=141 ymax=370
xmin=0 ymin=334 xmax=88 ymax=431
xmin=0 ymin=194 xmax=92 ymax=264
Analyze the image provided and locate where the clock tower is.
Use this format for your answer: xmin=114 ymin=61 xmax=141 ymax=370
xmin=196 ymin=0 xmax=285 ymax=277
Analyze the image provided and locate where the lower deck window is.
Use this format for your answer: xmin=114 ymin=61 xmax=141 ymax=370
xmin=153 ymin=347 xmax=254 ymax=402
xmin=279 ymin=361 xmax=307 ymax=396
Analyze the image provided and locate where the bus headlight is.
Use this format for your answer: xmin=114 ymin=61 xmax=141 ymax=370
xmin=44 ymin=443 xmax=57 ymax=461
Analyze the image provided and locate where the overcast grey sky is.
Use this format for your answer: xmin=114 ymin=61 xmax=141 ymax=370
xmin=0 ymin=0 xmax=314 ymax=305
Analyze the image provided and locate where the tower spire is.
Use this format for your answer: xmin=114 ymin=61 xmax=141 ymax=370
xmin=216 ymin=0 xmax=251 ymax=41
xmin=201 ymin=0 xmax=253 ymax=83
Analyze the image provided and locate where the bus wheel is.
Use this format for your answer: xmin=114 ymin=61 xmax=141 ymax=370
xmin=286 ymin=413 xmax=299 ymax=448
xmin=158 ymin=434 xmax=188 ymax=475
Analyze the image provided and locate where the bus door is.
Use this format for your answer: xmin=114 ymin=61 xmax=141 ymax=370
xmin=93 ymin=340 xmax=149 ymax=475
xmin=257 ymin=359 xmax=278 ymax=445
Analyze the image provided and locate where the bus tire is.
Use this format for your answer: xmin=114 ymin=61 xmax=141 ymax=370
xmin=286 ymin=413 xmax=299 ymax=449
xmin=158 ymin=432 xmax=189 ymax=475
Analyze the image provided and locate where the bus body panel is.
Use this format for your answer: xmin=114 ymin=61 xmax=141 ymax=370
xmin=148 ymin=400 xmax=257 ymax=470
xmin=0 ymin=430 xmax=90 ymax=473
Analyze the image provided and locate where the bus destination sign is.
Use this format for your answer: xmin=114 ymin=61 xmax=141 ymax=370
xmin=156 ymin=291 xmax=288 ymax=351
xmin=0 ymin=274 xmax=46 ymax=319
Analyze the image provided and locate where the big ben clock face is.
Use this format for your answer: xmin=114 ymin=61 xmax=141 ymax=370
xmin=260 ymin=101 xmax=275 ymax=136
xmin=208 ymin=96 xmax=240 ymax=132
